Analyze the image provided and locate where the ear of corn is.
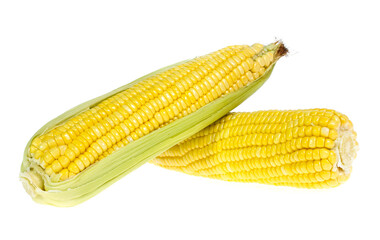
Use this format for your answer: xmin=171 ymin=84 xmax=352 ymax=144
xmin=151 ymin=109 xmax=358 ymax=188
xmin=20 ymin=42 xmax=287 ymax=207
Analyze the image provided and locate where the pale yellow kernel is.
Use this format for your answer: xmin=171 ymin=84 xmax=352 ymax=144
xmin=343 ymin=120 xmax=353 ymax=130
xmin=330 ymin=171 xmax=338 ymax=180
xmin=257 ymin=57 xmax=265 ymax=67
xmin=312 ymin=126 xmax=321 ymax=136
xmin=306 ymin=161 xmax=315 ymax=173
xmin=327 ymin=179 xmax=339 ymax=187
xmin=305 ymin=149 xmax=313 ymax=160
xmin=30 ymin=146 xmax=38 ymax=154
xmin=299 ymin=162 xmax=308 ymax=173
xmin=70 ymin=143 xmax=81 ymax=156
xmin=84 ymin=152 xmax=96 ymax=164
xmin=31 ymin=137 xmax=42 ymax=147
xmin=60 ymin=169 xmax=69 ymax=181
xmin=319 ymin=116 xmax=330 ymax=127
xmin=45 ymin=166 xmax=54 ymax=176
xmin=91 ymin=126 xmax=102 ymax=138
xmin=273 ymin=133 xmax=281 ymax=144
xmin=131 ymin=132 xmax=139 ymax=140
xmin=321 ymin=159 xmax=333 ymax=170
xmin=240 ymin=76 xmax=249 ymax=85
xmin=328 ymin=129 xmax=338 ymax=140
xmin=246 ymin=58 xmax=254 ymax=69
xmin=102 ymin=121 xmax=112 ymax=132
xmin=103 ymin=135 xmax=114 ymax=148
xmin=77 ymin=135 xmax=90 ymax=148
xmin=285 ymin=141 xmax=292 ymax=153
xmin=91 ymin=142 xmax=103 ymax=155
xmin=338 ymin=173 xmax=350 ymax=183
xmin=87 ymin=130 xmax=98 ymax=142
xmin=304 ymin=116 xmax=312 ymax=126
xmin=237 ymin=65 xmax=245 ymax=75
xmin=280 ymin=165 xmax=287 ymax=175
xmin=301 ymin=137 xmax=309 ymax=148
xmin=47 ymin=138 xmax=58 ymax=148
xmin=298 ymin=149 xmax=306 ymax=161
xmin=51 ymin=160 xmax=63 ymax=173
xmin=298 ymin=126 xmax=305 ymax=137
xmin=309 ymin=137 xmax=316 ymax=148
xmin=285 ymin=164 xmax=294 ymax=175
xmin=305 ymin=126 xmax=313 ymax=136
xmin=291 ymin=127 xmax=299 ymax=138
xmin=38 ymin=142 xmax=49 ymax=152
xmin=328 ymin=151 xmax=337 ymax=165
xmin=79 ymin=155 xmax=91 ymax=167
xmin=252 ymin=62 xmax=260 ymax=72
xmin=262 ymin=54 xmax=271 ymax=67
xmin=139 ymin=124 xmax=150 ymax=135
xmin=58 ymin=156 xmax=70 ymax=168
xmin=266 ymin=52 xmax=274 ymax=63
xmin=315 ymin=172 xmax=324 ymax=182
xmin=42 ymin=152 xmax=55 ymax=165
xmin=314 ymin=160 xmax=323 ymax=172
xmin=73 ymin=140 xmax=86 ymax=153
xmin=129 ymin=115 xmax=141 ymax=128
xmin=320 ymin=148 xmax=330 ymax=159
xmin=98 ymin=124 xmax=108 ymax=135
xmin=285 ymin=129 xmax=292 ymax=140
xmin=64 ymin=149 xmax=76 ymax=161
xmin=109 ymin=129 xmax=121 ymax=142
xmin=312 ymin=149 xmax=320 ymax=160
xmin=316 ymin=137 xmax=325 ymax=148
xmin=328 ymin=116 xmax=341 ymax=129
xmin=119 ymin=123 xmax=131 ymax=135
xmin=96 ymin=139 xmax=107 ymax=151
xmin=296 ymin=138 xmax=302 ymax=149
xmin=74 ymin=159 xmax=85 ymax=171
xmin=298 ymin=117 xmax=305 ymax=126
xmin=251 ymin=43 xmax=264 ymax=53
xmin=68 ymin=162 xmax=80 ymax=174
xmin=86 ymin=146 xmax=98 ymax=159
xmin=325 ymin=139 xmax=335 ymax=149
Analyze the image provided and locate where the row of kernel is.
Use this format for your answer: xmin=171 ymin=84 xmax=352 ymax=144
xmin=203 ymin=157 xmax=334 ymax=180
xmin=161 ymin=129 xmax=337 ymax=162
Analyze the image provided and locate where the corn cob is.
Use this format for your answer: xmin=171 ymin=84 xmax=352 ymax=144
xmin=151 ymin=109 xmax=358 ymax=188
xmin=20 ymin=41 xmax=287 ymax=206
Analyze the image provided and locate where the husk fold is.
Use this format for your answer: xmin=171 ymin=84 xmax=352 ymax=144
xmin=20 ymin=43 xmax=284 ymax=207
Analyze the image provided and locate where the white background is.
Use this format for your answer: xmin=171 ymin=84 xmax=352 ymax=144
xmin=1 ymin=0 xmax=379 ymax=239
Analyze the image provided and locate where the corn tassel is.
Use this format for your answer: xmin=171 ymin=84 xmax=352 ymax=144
xmin=152 ymin=109 xmax=358 ymax=188
xmin=20 ymin=42 xmax=287 ymax=207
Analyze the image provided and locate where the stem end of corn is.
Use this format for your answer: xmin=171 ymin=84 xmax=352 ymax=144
xmin=20 ymin=168 xmax=45 ymax=201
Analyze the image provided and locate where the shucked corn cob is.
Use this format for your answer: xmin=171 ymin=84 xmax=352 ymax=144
xmin=152 ymin=109 xmax=358 ymax=188
xmin=20 ymin=42 xmax=287 ymax=206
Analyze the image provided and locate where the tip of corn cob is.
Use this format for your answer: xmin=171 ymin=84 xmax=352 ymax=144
xmin=336 ymin=123 xmax=359 ymax=175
